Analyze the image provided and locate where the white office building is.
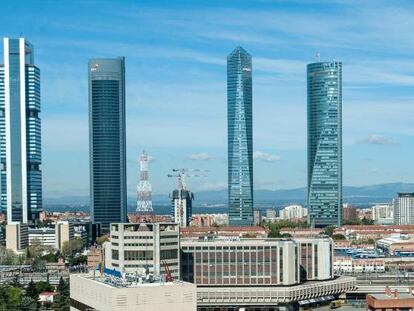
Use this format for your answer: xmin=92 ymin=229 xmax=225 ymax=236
xmin=279 ymin=205 xmax=308 ymax=220
xmin=372 ymin=204 xmax=394 ymax=224
xmin=394 ymin=193 xmax=414 ymax=225
xmin=109 ymin=223 xmax=180 ymax=279
xmin=28 ymin=227 xmax=56 ymax=249
xmin=70 ymin=273 xmax=196 ymax=311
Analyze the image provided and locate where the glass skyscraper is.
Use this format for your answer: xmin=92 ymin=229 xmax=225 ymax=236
xmin=227 ymin=46 xmax=253 ymax=226
xmin=307 ymin=61 xmax=342 ymax=227
xmin=89 ymin=58 xmax=127 ymax=231
xmin=0 ymin=38 xmax=42 ymax=224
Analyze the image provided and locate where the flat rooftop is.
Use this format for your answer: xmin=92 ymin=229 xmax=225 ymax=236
xmin=77 ymin=273 xmax=190 ymax=289
xmin=370 ymin=293 xmax=414 ymax=300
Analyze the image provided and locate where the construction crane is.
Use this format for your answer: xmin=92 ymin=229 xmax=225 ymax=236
xmin=167 ymin=168 xmax=208 ymax=227
xmin=167 ymin=168 xmax=208 ymax=190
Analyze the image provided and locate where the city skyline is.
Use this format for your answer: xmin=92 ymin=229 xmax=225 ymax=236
xmin=1 ymin=1 xmax=414 ymax=197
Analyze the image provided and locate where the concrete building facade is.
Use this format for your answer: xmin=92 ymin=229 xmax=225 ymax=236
xmin=70 ymin=274 xmax=197 ymax=311
xmin=5 ymin=222 xmax=28 ymax=252
xmin=109 ymin=223 xmax=180 ymax=279
xmin=393 ymin=193 xmax=414 ymax=225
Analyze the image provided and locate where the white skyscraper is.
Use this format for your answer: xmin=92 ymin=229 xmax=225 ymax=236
xmin=372 ymin=204 xmax=394 ymax=224
xmin=394 ymin=193 xmax=414 ymax=225
xmin=136 ymin=150 xmax=153 ymax=214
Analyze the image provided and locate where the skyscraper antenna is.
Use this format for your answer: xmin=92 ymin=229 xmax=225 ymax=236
xmin=315 ymin=52 xmax=321 ymax=62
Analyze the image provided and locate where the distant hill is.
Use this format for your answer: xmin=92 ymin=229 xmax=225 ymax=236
xmin=44 ymin=182 xmax=414 ymax=209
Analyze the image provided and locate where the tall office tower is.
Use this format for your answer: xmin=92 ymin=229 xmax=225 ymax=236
xmin=394 ymin=193 xmax=414 ymax=225
xmin=307 ymin=61 xmax=342 ymax=228
xmin=227 ymin=46 xmax=253 ymax=226
xmin=89 ymin=58 xmax=127 ymax=231
xmin=0 ymin=38 xmax=42 ymax=224
xmin=136 ymin=150 xmax=153 ymax=214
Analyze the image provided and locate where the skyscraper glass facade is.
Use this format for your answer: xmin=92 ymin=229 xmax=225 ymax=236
xmin=307 ymin=61 xmax=342 ymax=227
xmin=0 ymin=38 xmax=42 ymax=224
xmin=227 ymin=46 xmax=253 ymax=226
xmin=89 ymin=58 xmax=127 ymax=231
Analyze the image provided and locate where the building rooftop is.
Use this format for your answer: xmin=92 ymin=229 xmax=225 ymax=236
xmin=180 ymin=226 xmax=268 ymax=232
xmin=370 ymin=293 xmax=414 ymax=300
xmin=77 ymin=273 xmax=191 ymax=289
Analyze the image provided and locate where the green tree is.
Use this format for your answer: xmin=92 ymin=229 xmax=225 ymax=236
xmin=52 ymin=293 xmax=70 ymax=311
xmin=27 ymin=238 xmax=44 ymax=258
xmin=20 ymin=296 xmax=37 ymax=311
xmin=332 ymin=233 xmax=346 ymax=240
xmin=361 ymin=217 xmax=374 ymax=225
xmin=322 ymin=226 xmax=335 ymax=237
xmin=96 ymin=235 xmax=109 ymax=245
xmin=31 ymin=257 xmax=47 ymax=272
xmin=53 ymin=277 xmax=70 ymax=311
xmin=25 ymin=279 xmax=38 ymax=300
xmin=35 ymin=281 xmax=54 ymax=294
xmin=41 ymin=252 xmax=59 ymax=263
xmin=62 ymin=238 xmax=82 ymax=257
xmin=56 ymin=277 xmax=69 ymax=297
xmin=6 ymin=287 xmax=22 ymax=308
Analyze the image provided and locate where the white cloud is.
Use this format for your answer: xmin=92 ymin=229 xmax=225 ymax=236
xmin=186 ymin=152 xmax=214 ymax=161
xmin=356 ymin=135 xmax=399 ymax=146
xmin=253 ymin=151 xmax=281 ymax=162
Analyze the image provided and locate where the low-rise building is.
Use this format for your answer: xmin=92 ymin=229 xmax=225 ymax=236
xmin=180 ymin=226 xmax=269 ymax=238
xmin=334 ymin=257 xmax=385 ymax=274
xmin=38 ymin=292 xmax=58 ymax=305
xmin=70 ymin=273 xmax=197 ymax=311
xmin=190 ymin=214 xmax=228 ymax=227
xmin=366 ymin=291 xmax=414 ymax=311
xmin=87 ymin=245 xmax=103 ymax=270
xmin=334 ymin=225 xmax=414 ymax=241
xmin=279 ymin=228 xmax=323 ymax=238
xmin=376 ymin=235 xmax=414 ymax=256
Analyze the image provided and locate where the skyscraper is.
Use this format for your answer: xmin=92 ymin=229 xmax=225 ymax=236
xmin=307 ymin=61 xmax=342 ymax=227
xmin=0 ymin=38 xmax=42 ymax=224
xmin=89 ymin=58 xmax=127 ymax=231
xmin=394 ymin=193 xmax=414 ymax=225
xmin=227 ymin=46 xmax=253 ymax=226
xmin=136 ymin=150 xmax=153 ymax=214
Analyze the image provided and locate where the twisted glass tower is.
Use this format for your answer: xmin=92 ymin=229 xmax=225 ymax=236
xmin=227 ymin=46 xmax=253 ymax=226
xmin=0 ymin=38 xmax=42 ymax=224
xmin=89 ymin=58 xmax=127 ymax=231
xmin=307 ymin=61 xmax=342 ymax=227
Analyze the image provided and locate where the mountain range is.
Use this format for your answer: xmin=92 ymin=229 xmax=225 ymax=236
xmin=44 ymin=182 xmax=414 ymax=208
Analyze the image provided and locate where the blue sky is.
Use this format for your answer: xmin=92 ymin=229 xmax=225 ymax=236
xmin=2 ymin=0 xmax=414 ymax=197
